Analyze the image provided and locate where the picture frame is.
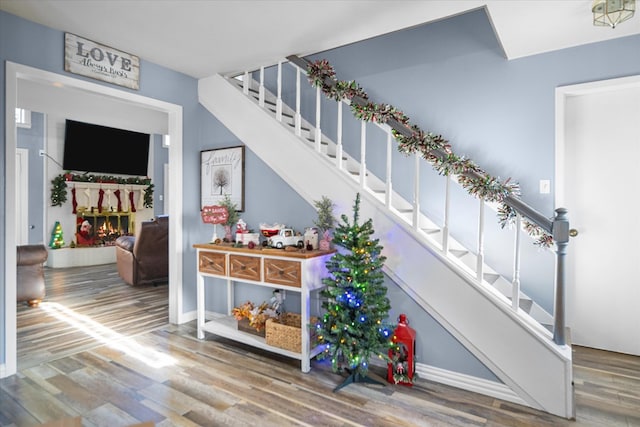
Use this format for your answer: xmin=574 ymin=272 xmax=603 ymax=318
xmin=200 ymin=146 xmax=245 ymax=212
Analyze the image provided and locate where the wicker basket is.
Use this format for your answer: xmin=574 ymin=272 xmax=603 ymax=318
xmin=265 ymin=313 xmax=316 ymax=353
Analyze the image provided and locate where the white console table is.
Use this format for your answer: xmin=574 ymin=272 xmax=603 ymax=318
xmin=194 ymin=243 xmax=334 ymax=372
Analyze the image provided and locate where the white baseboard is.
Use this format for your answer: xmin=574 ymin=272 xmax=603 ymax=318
xmin=371 ymin=357 xmax=526 ymax=408
xmin=415 ymin=363 xmax=528 ymax=407
xmin=176 ymin=310 xmax=527 ymax=408
xmin=0 ymin=363 xmax=8 ymax=379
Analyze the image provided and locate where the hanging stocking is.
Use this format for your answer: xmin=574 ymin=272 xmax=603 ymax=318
xmin=128 ymin=190 xmax=136 ymax=212
xmin=71 ymin=187 xmax=77 ymax=214
xmin=105 ymin=188 xmax=112 ymax=212
xmin=84 ymin=187 xmax=92 ymax=207
xmin=114 ymin=189 xmax=122 ymax=212
xmin=97 ymin=189 xmax=105 ymax=213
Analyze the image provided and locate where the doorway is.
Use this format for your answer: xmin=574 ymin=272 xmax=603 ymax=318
xmin=556 ymin=75 xmax=640 ymax=356
xmin=3 ymin=62 xmax=184 ymax=377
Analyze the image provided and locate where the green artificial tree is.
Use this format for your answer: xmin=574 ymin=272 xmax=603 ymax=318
xmin=315 ymin=193 xmax=393 ymax=391
xmin=49 ymin=221 xmax=65 ymax=248
xmin=313 ymin=195 xmax=336 ymax=250
xmin=219 ymin=194 xmax=239 ymax=242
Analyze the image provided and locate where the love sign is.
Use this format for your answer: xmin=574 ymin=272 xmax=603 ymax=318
xmin=65 ymin=33 xmax=140 ymax=90
xmin=201 ymin=205 xmax=229 ymax=224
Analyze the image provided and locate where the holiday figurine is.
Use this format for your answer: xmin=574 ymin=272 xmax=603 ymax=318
xmin=48 ymin=221 xmax=65 ymax=249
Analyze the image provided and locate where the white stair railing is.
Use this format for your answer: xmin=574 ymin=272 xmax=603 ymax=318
xmin=230 ymin=57 xmax=571 ymax=344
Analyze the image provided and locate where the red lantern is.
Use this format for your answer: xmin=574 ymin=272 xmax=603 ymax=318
xmin=387 ymin=314 xmax=416 ymax=386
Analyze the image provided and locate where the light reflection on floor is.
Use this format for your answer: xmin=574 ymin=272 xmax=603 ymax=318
xmin=40 ymin=301 xmax=176 ymax=368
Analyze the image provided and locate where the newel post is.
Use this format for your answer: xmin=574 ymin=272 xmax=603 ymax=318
xmin=552 ymin=208 xmax=570 ymax=345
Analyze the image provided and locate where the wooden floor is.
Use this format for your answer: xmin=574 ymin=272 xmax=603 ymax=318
xmin=2 ymin=265 xmax=639 ymax=426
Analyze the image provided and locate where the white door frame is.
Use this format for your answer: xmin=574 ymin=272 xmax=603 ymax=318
xmin=3 ymin=62 xmax=184 ymax=378
xmin=555 ymin=74 xmax=640 ymax=353
xmin=555 ymin=74 xmax=640 ymax=206
xmin=15 ymin=148 xmax=29 ymax=245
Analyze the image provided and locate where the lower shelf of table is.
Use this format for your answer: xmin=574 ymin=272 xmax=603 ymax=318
xmin=199 ymin=315 xmax=324 ymax=361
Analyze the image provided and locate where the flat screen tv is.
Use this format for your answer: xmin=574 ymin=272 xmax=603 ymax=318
xmin=63 ymin=119 xmax=150 ymax=176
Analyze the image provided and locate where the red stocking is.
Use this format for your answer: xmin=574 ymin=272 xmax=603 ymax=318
xmin=97 ymin=189 xmax=105 ymax=213
xmin=114 ymin=189 xmax=122 ymax=212
xmin=71 ymin=188 xmax=77 ymax=214
xmin=128 ymin=191 xmax=136 ymax=212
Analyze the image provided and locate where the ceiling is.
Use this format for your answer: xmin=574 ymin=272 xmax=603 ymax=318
xmin=1 ymin=0 xmax=639 ymax=79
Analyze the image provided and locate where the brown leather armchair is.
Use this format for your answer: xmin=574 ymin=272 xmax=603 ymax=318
xmin=17 ymin=244 xmax=48 ymax=307
xmin=115 ymin=215 xmax=168 ymax=286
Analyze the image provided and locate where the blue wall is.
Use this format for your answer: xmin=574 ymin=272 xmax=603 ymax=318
xmin=3 ymin=8 xmax=639 ymax=383
xmin=296 ymin=9 xmax=640 ymax=312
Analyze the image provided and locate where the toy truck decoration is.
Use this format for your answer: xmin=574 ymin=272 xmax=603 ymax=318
xmin=267 ymin=228 xmax=305 ymax=249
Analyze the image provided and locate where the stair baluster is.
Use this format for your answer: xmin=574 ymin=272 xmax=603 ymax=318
xmin=512 ymin=214 xmax=522 ymax=311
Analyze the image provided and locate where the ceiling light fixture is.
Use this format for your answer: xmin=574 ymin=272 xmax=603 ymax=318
xmin=592 ymin=0 xmax=636 ymax=28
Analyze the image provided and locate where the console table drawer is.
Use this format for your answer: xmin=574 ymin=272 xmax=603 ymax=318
xmin=229 ymin=255 xmax=261 ymax=281
xmin=264 ymin=258 xmax=301 ymax=288
xmin=199 ymin=251 xmax=226 ymax=275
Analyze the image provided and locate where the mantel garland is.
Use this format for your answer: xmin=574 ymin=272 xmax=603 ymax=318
xmin=306 ymin=59 xmax=553 ymax=248
xmin=50 ymin=173 xmax=154 ymax=209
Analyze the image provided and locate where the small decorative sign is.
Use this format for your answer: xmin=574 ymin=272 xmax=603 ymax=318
xmin=65 ymin=33 xmax=140 ymax=90
xmin=201 ymin=205 xmax=229 ymax=224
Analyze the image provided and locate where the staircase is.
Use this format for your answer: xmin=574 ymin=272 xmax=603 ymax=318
xmin=198 ymin=61 xmax=574 ymax=418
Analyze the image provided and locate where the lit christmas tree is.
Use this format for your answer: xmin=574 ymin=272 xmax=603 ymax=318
xmin=315 ymin=193 xmax=393 ymax=391
xmin=49 ymin=221 xmax=64 ymax=248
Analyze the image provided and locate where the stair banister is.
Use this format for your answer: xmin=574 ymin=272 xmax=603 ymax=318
xmin=443 ymin=176 xmax=451 ymax=254
xmin=276 ymin=61 xmax=283 ymax=121
xmin=385 ymin=128 xmax=393 ymax=209
xmin=477 ymin=199 xmax=485 ymax=283
xmin=315 ymin=86 xmax=322 ymax=151
xmin=360 ymin=121 xmax=367 ymax=188
xmin=512 ymin=214 xmax=522 ymax=312
xmin=552 ymin=208 xmax=570 ymax=345
xmin=294 ymin=66 xmax=302 ymax=136
xmin=337 ymin=101 xmax=344 ymax=170
xmin=413 ymin=152 xmax=420 ymax=230
xmin=259 ymin=66 xmax=265 ymax=107
xmin=285 ymin=54 xmax=568 ymax=345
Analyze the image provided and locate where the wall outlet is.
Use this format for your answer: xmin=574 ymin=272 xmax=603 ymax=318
xmin=539 ymin=179 xmax=551 ymax=194
xmin=38 ymin=149 xmax=45 ymax=157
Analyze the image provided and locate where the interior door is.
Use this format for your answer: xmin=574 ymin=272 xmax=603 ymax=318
xmin=562 ymin=82 xmax=640 ymax=356
xmin=16 ymin=148 xmax=29 ymax=245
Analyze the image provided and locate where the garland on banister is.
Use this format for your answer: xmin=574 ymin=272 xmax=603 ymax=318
xmin=307 ymin=59 xmax=553 ymax=248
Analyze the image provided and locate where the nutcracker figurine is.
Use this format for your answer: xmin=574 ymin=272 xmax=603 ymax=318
xmin=387 ymin=314 xmax=416 ymax=386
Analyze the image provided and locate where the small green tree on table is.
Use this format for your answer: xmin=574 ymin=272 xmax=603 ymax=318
xmin=315 ymin=193 xmax=393 ymax=391
xmin=49 ymin=221 xmax=64 ymax=248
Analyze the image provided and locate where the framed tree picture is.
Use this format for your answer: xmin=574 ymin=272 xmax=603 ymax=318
xmin=201 ymin=146 xmax=245 ymax=211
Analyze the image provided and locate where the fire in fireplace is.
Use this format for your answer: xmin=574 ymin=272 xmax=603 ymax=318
xmin=76 ymin=211 xmax=132 ymax=246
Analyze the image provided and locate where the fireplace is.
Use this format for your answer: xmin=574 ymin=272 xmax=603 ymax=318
xmin=76 ymin=210 xmax=133 ymax=246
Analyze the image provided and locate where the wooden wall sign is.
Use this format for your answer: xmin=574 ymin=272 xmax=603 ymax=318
xmin=64 ymin=33 xmax=140 ymax=90
xmin=201 ymin=205 xmax=229 ymax=225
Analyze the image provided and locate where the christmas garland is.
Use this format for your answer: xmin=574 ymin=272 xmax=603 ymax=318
xmin=307 ymin=59 xmax=552 ymax=248
xmin=50 ymin=173 xmax=153 ymax=208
